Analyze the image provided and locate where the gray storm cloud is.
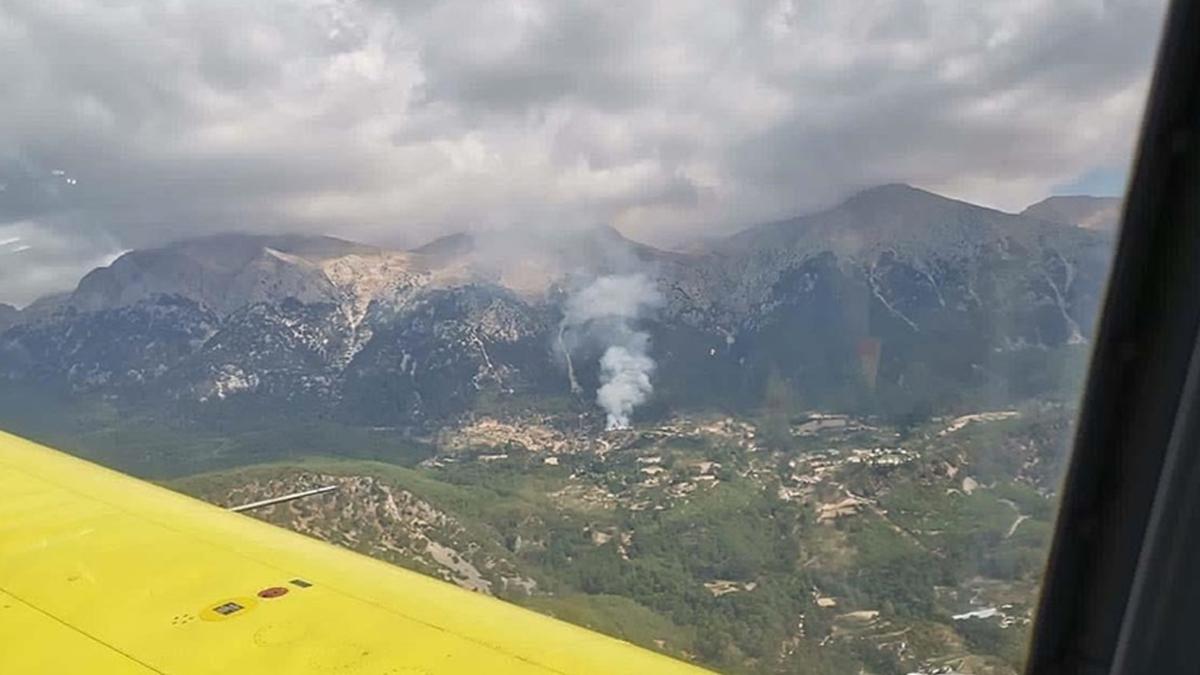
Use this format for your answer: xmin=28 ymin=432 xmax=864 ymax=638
xmin=0 ymin=0 xmax=1168 ymax=305
xmin=559 ymin=274 xmax=663 ymax=429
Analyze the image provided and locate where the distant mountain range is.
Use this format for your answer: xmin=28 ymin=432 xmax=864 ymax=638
xmin=1022 ymin=195 xmax=1122 ymax=233
xmin=0 ymin=185 xmax=1115 ymax=428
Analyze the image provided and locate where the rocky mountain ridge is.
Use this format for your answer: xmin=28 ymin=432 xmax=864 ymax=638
xmin=0 ymin=185 xmax=1114 ymax=427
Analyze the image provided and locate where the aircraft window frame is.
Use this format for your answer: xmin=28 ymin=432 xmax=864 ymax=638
xmin=1027 ymin=1 xmax=1200 ymax=672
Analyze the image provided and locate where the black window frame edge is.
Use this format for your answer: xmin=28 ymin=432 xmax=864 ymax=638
xmin=1026 ymin=1 xmax=1200 ymax=673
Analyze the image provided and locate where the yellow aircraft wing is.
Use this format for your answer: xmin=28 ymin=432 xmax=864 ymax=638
xmin=0 ymin=430 xmax=710 ymax=674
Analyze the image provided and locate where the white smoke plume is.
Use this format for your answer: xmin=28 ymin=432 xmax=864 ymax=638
xmin=597 ymin=341 xmax=655 ymax=430
xmin=559 ymin=274 xmax=663 ymax=430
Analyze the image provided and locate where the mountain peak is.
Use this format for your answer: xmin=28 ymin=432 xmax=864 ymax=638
xmin=411 ymin=232 xmax=476 ymax=259
xmin=722 ymin=182 xmax=1081 ymax=261
xmin=63 ymin=233 xmax=380 ymax=316
xmin=164 ymin=233 xmax=379 ymax=261
xmin=815 ymin=184 xmax=1007 ymax=233
xmin=845 ymin=182 xmax=924 ymax=198
xmin=838 ymin=183 xmax=971 ymax=213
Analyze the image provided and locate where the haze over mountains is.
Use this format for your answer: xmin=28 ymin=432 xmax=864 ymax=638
xmin=0 ymin=185 xmax=1113 ymax=429
xmin=1022 ymin=195 xmax=1122 ymax=233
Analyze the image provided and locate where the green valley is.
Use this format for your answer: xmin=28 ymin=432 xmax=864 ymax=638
xmin=153 ymin=405 xmax=1070 ymax=674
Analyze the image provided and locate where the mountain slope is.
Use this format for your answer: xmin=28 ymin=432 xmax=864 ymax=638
xmin=656 ymin=185 xmax=1110 ymax=410
xmin=1022 ymin=195 xmax=1122 ymax=232
xmin=0 ymin=304 xmax=18 ymax=334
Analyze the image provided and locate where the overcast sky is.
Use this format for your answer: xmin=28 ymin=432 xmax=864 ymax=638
xmin=0 ymin=0 xmax=1168 ymax=306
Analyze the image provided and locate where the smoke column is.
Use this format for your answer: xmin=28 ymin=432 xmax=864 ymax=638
xmin=560 ymin=274 xmax=662 ymax=429
xmin=597 ymin=339 xmax=655 ymax=430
